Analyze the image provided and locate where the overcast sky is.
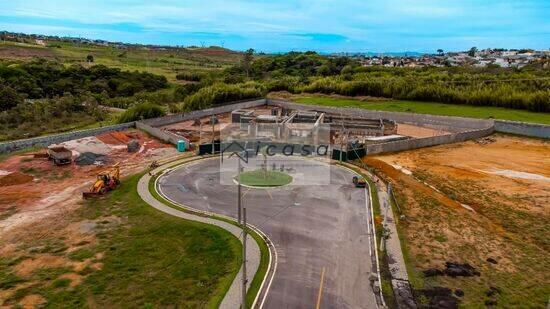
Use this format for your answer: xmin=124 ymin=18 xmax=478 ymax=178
xmin=1 ymin=0 xmax=548 ymax=53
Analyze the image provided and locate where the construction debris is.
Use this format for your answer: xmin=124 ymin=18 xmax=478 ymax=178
xmin=424 ymin=262 xmax=481 ymax=278
xmin=75 ymin=152 xmax=107 ymax=166
xmin=127 ymin=140 xmax=140 ymax=153
xmin=476 ymin=136 xmax=496 ymax=145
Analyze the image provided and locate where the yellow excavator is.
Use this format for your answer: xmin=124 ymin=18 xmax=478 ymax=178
xmin=83 ymin=164 xmax=121 ymax=199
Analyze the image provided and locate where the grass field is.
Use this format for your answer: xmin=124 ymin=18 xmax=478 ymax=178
xmin=148 ymin=159 xmax=272 ymax=307
xmin=0 ymin=41 xmax=241 ymax=82
xmin=236 ymin=170 xmax=293 ymax=187
xmin=0 ymin=173 xmax=241 ymax=308
xmin=294 ymin=96 xmax=550 ymax=125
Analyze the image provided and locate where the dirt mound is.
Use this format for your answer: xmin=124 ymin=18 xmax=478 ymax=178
xmin=423 ymin=262 xmax=480 ymax=278
xmin=96 ymin=132 xmax=131 ymax=145
xmin=0 ymin=172 xmax=34 ymax=187
xmin=75 ymin=152 xmax=107 ymax=166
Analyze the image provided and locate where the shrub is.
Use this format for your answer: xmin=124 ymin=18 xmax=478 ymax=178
xmin=118 ymin=103 xmax=166 ymax=123
xmin=0 ymin=85 xmax=23 ymax=111
xmin=175 ymin=72 xmax=203 ymax=82
xmin=181 ymin=83 xmax=264 ymax=111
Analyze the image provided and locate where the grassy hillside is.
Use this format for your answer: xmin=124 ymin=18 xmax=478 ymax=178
xmin=293 ymin=96 xmax=550 ymax=124
xmin=0 ymin=41 xmax=241 ymax=82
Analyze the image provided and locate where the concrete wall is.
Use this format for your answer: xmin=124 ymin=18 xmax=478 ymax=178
xmin=135 ymin=121 xmax=188 ymax=146
xmin=366 ymin=127 xmax=494 ymax=155
xmin=142 ymin=99 xmax=267 ymax=127
xmin=494 ymin=120 xmax=550 ymax=139
xmin=0 ymin=122 xmax=135 ymax=154
xmin=267 ymin=99 xmax=493 ymax=132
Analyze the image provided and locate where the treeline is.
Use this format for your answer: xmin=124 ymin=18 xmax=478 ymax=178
xmin=0 ymin=59 xmax=169 ymax=140
xmin=222 ymin=53 xmax=550 ymax=112
xmin=0 ymin=59 xmax=168 ymax=111
xmin=298 ymin=76 xmax=549 ymax=112
xmin=0 ymin=94 xmax=106 ymax=141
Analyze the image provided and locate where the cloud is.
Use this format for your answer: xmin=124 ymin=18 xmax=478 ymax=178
xmin=0 ymin=0 xmax=548 ymax=52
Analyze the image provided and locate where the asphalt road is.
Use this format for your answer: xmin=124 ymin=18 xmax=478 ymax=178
xmin=158 ymin=156 xmax=377 ymax=309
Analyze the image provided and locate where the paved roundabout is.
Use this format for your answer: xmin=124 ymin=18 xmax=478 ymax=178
xmin=157 ymin=156 xmax=378 ymax=309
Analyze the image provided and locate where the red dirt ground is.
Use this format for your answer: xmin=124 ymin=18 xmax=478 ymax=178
xmin=0 ymin=129 xmax=178 ymax=235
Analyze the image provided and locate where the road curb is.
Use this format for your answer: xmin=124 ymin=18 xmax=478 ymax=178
xmin=140 ymin=155 xmax=276 ymax=308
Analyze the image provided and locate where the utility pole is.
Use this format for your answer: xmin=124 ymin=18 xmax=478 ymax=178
xmin=242 ymin=207 xmax=248 ymax=309
xmin=237 ymin=157 xmax=242 ymax=224
xmin=199 ymin=122 xmax=202 ymax=145
xmin=211 ymin=116 xmax=216 ymax=153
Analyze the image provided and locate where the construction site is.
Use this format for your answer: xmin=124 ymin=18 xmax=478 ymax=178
xmin=0 ymin=129 xmax=178 ymax=233
xmin=159 ymin=104 xmax=448 ymax=153
xmin=0 ymin=98 xmax=548 ymax=308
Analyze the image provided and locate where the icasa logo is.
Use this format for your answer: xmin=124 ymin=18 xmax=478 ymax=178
xmin=221 ymin=141 xmax=329 ymax=164
xmin=221 ymin=141 xmax=248 ymax=163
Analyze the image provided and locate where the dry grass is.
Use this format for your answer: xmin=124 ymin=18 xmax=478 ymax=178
xmin=366 ymin=134 xmax=550 ymax=307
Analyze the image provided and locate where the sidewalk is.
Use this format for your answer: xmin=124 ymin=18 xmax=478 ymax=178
xmin=137 ymin=161 xmax=261 ymax=309
xmin=372 ymin=173 xmax=417 ymax=309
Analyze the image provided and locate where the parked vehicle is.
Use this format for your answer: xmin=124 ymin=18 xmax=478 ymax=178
xmin=47 ymin=146 xmax=72 ymax=166
xmin=352 ymin=176 xmax=367 ymax=188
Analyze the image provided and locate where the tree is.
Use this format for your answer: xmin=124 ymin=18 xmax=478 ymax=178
xmin=437 ymin=49 xmax=444 ymax=56
xmin=86 ymin=54 xmax=94 ymax=63
xmin=0 ymin=85 xmax=23 ymax=111
xmin=317 ymin=64 xmax=331 ymax=76
xmin=468 ymin=47 xmax=477 ymax=57
xmin=341 ymin=64 xmax=355 ymax=75
xmin=242 ymin=48 xmax=254 ymax=78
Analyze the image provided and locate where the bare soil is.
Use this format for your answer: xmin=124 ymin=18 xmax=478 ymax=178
xmin=0 ymin=129 xmax=181 ymax=307
xmin=364 ymin=133 xmax=549 ymax=307
xmin=396 ymin=123 xmax=449 ymax=138
xmin=0 ymin=45 xmax=56 ymax=59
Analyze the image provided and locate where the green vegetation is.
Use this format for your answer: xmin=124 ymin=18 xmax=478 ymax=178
xmin=0 ymin=173 xmax=242 ymax=308
xmin=0 ymin=58 xmax=168 ymax=140
xmin=294 ymin=96 xmax=550 ymax=124
xmin=181 ymin=82 xmax=263 ymax=111
xmin=117 ymin=102 xmax=166 ymax=123
xmin=148 ymin=157 xmax=271 ymax=307
xmin=0 ymin=59 xmax=167 ymax=100
xmin=235 ymin=169 xmax=293 ymax=187
xmin=0 ymin=93 xmax=108 ymax=141
xmin=230 ymin=52 xmax=550 ymax=113
xmin=2 ymin=39 xmax=549 ymax=141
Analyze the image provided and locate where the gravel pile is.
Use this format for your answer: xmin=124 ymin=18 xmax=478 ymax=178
xmin=75 ymin=152 xmax=107 ymax=166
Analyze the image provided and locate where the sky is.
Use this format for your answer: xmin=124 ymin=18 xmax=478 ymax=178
xmin=0 ymin=0 xmax=549 ymax=53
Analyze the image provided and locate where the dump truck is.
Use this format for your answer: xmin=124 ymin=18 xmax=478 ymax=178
xmin=83 ymin=164 xmax=120 ymax=199
xmin=47 ymin=146 xmax=72 ymax=166
xmin=352 ymin=176 xmax=367 ymax=188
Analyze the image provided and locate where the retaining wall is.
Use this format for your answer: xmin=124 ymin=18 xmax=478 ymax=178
xmin=494 ymin=120 xmax=550 ymax=139
xmin=142 ymin=99 xmax=267 ymax=127
xmin=0 ymin=122 xmax=135 ymax=154
xmin=366 ymin=126 xmax=494 ymax=154
xmin=267 ymin=99 xmax=493 ymax=132
xmin=135 ymin=122 xmax=185 ymax=146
